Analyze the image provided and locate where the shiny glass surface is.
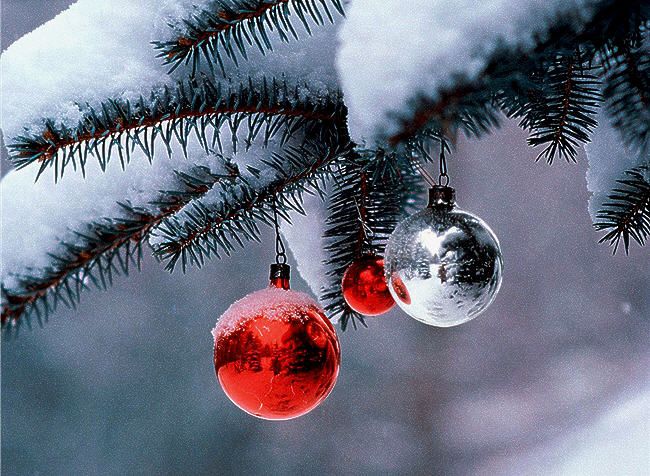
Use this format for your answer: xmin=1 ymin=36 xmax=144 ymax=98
xmin=385 ymin=205 xmax=503 ymax=327
xmin=342 ymin=256 xmax=395 ymax=316
xmin=214 ymin=300 xmax=340 ymax=420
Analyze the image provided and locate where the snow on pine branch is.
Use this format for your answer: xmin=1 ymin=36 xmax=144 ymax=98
xmin=1 ymin=140 xmax=224 ymax=326
xmin=149 ymin=132 xmax=350 ymax=272
xmin=1 ymin=0 xmax=344 ymax=327
xmin=1 ymin=0 xmax=209 ymax=142
xmin=9 ymin=77 xmax=344 ymax=182
xmin=337 ymin=0 xmax=602 ymax=144
xmin=586 ymin=113 xmax=650 ymax=253
xmin=153 ymin=0 xmax=345 ymax=75
xmin=1 ymin=120 xmax=341 ymax=327
xmin=1 ymin=0 xmax=341 ymax=148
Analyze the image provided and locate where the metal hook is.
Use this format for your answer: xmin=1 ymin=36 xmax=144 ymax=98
xmin=438 ymin=140 xmax=450 ymax=186
xmin=271 ymin=200 xmax=287 ymax=265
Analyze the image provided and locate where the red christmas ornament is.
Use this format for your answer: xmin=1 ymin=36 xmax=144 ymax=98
xmin=342 ymin=256 xmax=395 ymax=316
xmin=213 ymin=264 xmax=340 ymax=420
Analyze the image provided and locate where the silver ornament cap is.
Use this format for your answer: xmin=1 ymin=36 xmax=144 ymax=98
xmin=384 ymin=186 xmax=503 ymax=327
xmin=428 ymin=185 xmax=456 ymax=208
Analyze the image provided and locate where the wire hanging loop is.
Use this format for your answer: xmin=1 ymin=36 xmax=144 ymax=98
xmin=438 ymin=139 xmax=450 ymax=187
xmin=271 ymin=200 xmax=287 ymax=265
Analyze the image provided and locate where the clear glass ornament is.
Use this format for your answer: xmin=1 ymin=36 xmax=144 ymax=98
xmin=385 ymin=186 xmax=503 ymax=327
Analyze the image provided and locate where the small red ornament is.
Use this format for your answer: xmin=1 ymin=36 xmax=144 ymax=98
xmin=213 ymin=264 xmax=340 ymax=420
xmin=342 ymin=256 xmax=395 ymax=316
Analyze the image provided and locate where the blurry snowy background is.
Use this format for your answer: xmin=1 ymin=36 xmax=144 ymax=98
xmin=2 ymin=1 xmax=649 ymax=475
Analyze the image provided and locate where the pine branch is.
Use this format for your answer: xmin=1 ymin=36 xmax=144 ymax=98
xmin=8 ymin=76 xmax=344 ymax=182
xmin=151 ymin=133 xmax=351 ymax=272
xmin=153 ymin=0 xmax=344 ymax=74
xmin=1 ymin=161 xmax=240 ymax=332
xmin=516 ymin=52 xmax=601 ymax=164
xmin=321 ymin=149 xmax=423 ymax=330
xmin=387 ymin=0 xmax=646 ymax=147
xmin=4 ymin=0 xmax=646 ymax=337
xmin=594 ymin=165 xmax=650 ymax=254
xmin=602 ymin=36 xmax=650 ymax=154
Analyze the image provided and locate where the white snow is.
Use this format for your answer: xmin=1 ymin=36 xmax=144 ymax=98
xmin=280 ymin=187 xmax=330 ymax=300
xmin=145 ymin=123 xmax=314 ymax=253
xmin=0 ymin=138 xmax=220 ymax=292
xmin=337 ymin=0 xmax=600 ymax=143
xmin=585 ymin=112 xmax=650 ymax=221
xmin=0 ymin=0 xmax=207 ymax=141
xmin=0 ymin=0 xmax=340 ymax=141
xmin=1 ymin=0 xmax=343 ymax=295
xmin=211 ymin=286 xmax=322 ymax=339
xmin=0 ymin=121 xmax=311 ymax=293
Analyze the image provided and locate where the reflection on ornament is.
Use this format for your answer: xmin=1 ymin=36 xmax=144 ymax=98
xmin=342 ymin=256 xmax=395 ymax=315
xmin=213 ymin=264 xmax=340 ymax=420
xmin=390 ymin=274 xmax=411 ymax=305
xmin=385 ymin=186 xmax=503 ymax=327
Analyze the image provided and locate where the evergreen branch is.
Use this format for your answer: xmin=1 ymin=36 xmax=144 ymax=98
xmin=602 ymin=36 xmax=650 ymax=154
xmin=321 ymin=148 xmax=423 ymax=330
xmin=153 ymin=0 xmax=344 ymax=74
xmin=8 ymin=76 xmax=344 ymax=182
xmin=151 ymin=133 xmax=351 ymax=272
xmin=387 ymin=0 xmax=646 ymax=147
xmin=517 ymin=53 xmax=601 ymax=164
xmin=1 ymin=162 xmax=240 ymax=332
xmin=594 ymin=165 xmax=650 ymax=254
xmin=387 ymin=85 xmax=482 ymax=146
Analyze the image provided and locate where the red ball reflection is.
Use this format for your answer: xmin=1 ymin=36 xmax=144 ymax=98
xmin=213 ymin=288 xmax=340 ymax=420
xmin=342 ymin=256 xmax=395 ymax=315
xmin=391 ymin=274 xmax=412 ymax=305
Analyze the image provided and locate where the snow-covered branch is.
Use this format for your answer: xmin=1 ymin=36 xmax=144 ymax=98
xmin=1 ymin=0 xmax=344 ymax=329
xmin=0 ymin=156 xmax=206 ymax=326
xmin=153 ymin=0 xmax=344 ymax=74
xmin=1 ymin=0 xmax=648 ymax=333
xmin=9 ymin=77 xmax=344 ymax=182
xmin=337 ymin=0 xmax=638 ymax=147
xmin=151 ymin=134 xmax=351 ymax=271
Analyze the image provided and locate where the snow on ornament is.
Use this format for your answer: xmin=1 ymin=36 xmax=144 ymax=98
xmin=384 ymin=186 xmax=503 ymax=327
xmin=212 ymin=264 xmax=340 ymax=420
xmin=341 ymin=256 xmax=395 ymax=316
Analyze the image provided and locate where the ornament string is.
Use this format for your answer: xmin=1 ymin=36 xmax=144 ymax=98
xmin=271 ymin=200 xmax=287 ymax=265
